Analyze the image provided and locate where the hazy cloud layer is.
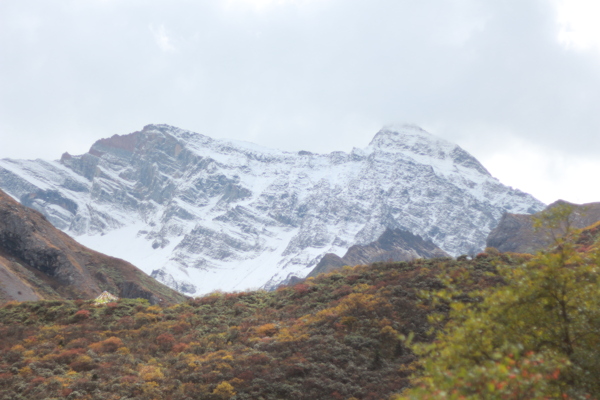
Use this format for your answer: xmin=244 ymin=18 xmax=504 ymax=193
xmin=1 ymin=0 xmax=599 ymax=203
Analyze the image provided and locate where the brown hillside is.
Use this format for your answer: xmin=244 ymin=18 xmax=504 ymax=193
xmin=0 ymin=189 xmax=186 ymax=304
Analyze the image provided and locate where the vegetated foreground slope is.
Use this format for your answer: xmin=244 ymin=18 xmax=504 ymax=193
xmin=0 ymin=124 xmax=544 ymax=295
xmin=399 ymin=204 xmax=600 ymax=400
xmin=0 ymin=188 xmax=186 ymax=305
xmin=487 ymin=200 xmax=600 ymax=253
xmin=0 ymin=254 xmax=517 ymax=400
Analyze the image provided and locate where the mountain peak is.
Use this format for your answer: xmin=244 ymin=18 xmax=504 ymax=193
xmin=369 ymin=124 xmax=490 ymax=176
xmin=88 ymin=124 xmax=181 ymax=156
xmin=369 ymin=124 xmax=454 ymax=152
xmin=89 ymin=131 xmax=141 ymax=157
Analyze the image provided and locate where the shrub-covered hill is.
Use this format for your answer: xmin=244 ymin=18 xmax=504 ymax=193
xmin=0 ymin=253 xmax=523 ymax=400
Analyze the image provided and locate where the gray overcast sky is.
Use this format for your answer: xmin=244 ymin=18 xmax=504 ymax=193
xmin=1 ymin=0 xmax=600 ymax=204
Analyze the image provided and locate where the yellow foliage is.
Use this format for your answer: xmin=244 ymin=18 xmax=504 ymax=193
xmin=10 ymin=344 xmax=25 ymax=352
xmin=39 ymin=325 xmax=61 ymax=339
xmin=254 ymin=323 xmax=278 ymax=337
xmin=313 ymin=292 xmax=382 ymax=323
xmin=212 ymin=381 xmax=236 ymax=399
xmin=139 ymin=365 xmax=164 ymax=382
xmin=141 ymin=381 xmax=161 ymax=397
xmin=134 ymin=312 xmax=158 ymax=324
xmin=380 ymin=325 xmax=398 ymax=336
xmin=353 ymin=283 xmax=372 ymax=292
xmin=380 ymin=325 xmax=399 ymax=347
xmin=146 ymin=305 xmax=162 ymax=314
xmin=214 ymin=362 xmax=233 ymax=371
xmin=378 ymin=318 xmax=392 ymax=327
xmin=74 ymin=355 xmax=93 ymax=364
xmin=274 ymin=327 xmax=309 ymax=343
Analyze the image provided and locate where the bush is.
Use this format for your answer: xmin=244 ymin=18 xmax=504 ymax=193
xmin=71 ymin=310 xmax=90 ymax=322
xmin=156 ymin=333 xmax=175 ymax=351
xmin=89 ymin=337 xmax=123 ymax=353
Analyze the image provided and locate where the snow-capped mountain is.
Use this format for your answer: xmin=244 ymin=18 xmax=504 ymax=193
xmin=0 ymin=124 xmax=544 ymax=294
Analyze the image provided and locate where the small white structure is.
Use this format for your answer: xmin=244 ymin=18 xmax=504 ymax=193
xmin=94 ymin=291 xmax=119 ymax=305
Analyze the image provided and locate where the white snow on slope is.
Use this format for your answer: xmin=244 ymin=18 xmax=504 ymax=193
xmin=0 ymin=124 xmax=545 ymax=295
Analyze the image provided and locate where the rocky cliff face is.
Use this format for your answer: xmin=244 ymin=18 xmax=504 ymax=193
xmin=0 ymin=188 xmax=186 ymax=304
xmin=487 ymin=200 xmax=600 ymax=254
xmin=0 ymin=124 xmax=545 ymax=294
xmin=307 ymin=228 xmax=449 ymax=278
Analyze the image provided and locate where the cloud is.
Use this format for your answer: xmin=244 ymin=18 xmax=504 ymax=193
xmin=150 ymin=24 xmax=176 ymax=52
xmin=555 ymin=0 xmax=600 ymax=50
xmin=1 ymin=0 xmax=600 ymax=202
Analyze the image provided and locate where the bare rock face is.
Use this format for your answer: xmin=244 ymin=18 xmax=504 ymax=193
xmin=0 ymin=189 xmax=186 ymax=304
xmin=486 ymin=200 xmax=600 ymax=254
xmin=308 ymin=228 xmax=449 ymax=277
xmin=0 ymin=124 xmax=545 ymax=295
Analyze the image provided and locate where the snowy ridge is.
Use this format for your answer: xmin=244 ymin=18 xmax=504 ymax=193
xmin=0 ymin=124 xmax=545 ymax=295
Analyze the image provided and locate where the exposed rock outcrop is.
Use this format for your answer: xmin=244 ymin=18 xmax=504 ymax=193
xmin=486 ymin=200 xmax=600 ymax=254
xmin=308 ymin=228 xmax=449 ymax=277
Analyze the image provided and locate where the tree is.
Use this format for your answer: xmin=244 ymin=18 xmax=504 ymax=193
xmin=398 ymin=203 xmax=600 ymax=399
